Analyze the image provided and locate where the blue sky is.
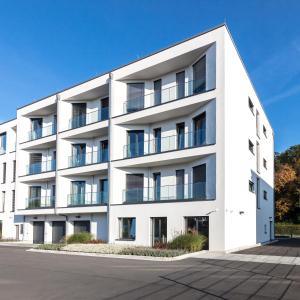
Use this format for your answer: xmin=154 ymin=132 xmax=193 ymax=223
xmin=0 ymin=0 xmax=299 ymax=152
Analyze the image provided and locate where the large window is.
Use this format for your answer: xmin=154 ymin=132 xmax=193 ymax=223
xmin=176 ymin=71 xmax=185 ymax=99
xmin=72 ymin=103 xmax=87 ymax=128
xmin=71 ymin=143 xmax=86 ymax=167
xmin=12 ymin=160 xmax=16 ymax=182
xmin=193 ymin=112 xmax=206 ymax=146
xmin=153 ymin=79 xmax=162 ymax=105
xmin=11 ymin=190 xmax=15 ymax=212
xmin=153 ymin=172 xmax=161 ymax=201
xmin=2 ymin=162 xmax=6 ymax=183
xmin=193 ymin=56 xmax=206 ymax=94
xmin=127 ymin=130 xmax=144 ymax=158
xmin=176 ymin=123 xmax=185 ymax=150
xmin=1 ymin=191 xmax=5 ymax=212
xmin=119 ymin=218 xmax=136 ymax=240
xmin=153 ymin=128 xmax=161 ymax=153
xmin=127 ymin=83 xmax=145 ymax=112
xmin=185 ymin=216 xmax=209 ymax=249
xmin=125 ymin=174 xmax=144 ymax=203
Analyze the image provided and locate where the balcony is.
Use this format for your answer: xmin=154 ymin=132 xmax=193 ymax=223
xmin=69 ymin=107 xmax=109 ymax=130
xmin=123 ymin=80 xmax=211 ymax=114
xmin=68 ymin=149 xmax=108 ymax=168
xmin=67 ymin=192 xmax=108 ymax=206
xmin=26 ymin=196 xmax=55 ymax=209
xmin=124 ymin=130 xmax=206 ymax=159
xmin=27 ymin=123 xmax=56 ymax=142
xmin=26 ymin=159 xmax=56 ymax=175
xmin=0 ymin=147 xmax=6 ymax=155
xmin=123 ymin=182 xmax=207 ymax=203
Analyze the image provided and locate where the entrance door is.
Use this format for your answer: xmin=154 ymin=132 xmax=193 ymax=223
xmin=33 ymin=221 xmax=45 ymax=244
xmin=15 ymin=225 xmax=19 ymax=241
xmin=193 ymin=164 xmax=206 ymax=199
xmin=30 ymin=118 xmax=43 ymax=139
xmin=52 ymin=221 xmax=66 ymax=243
xmin=72 ymin=144 xmax=86 ymax=167
xmin=152 ymin=217 xmax=167 ymax=246
xmin=74 ymin=221 xmax=90 ymax=233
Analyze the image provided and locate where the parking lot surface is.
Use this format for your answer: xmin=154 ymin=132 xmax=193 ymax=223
xmin=0 ymin=245 xmax=299 ymax=299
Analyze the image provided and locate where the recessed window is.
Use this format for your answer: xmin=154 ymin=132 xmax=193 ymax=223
xmin=264 ymin=190 xmax=268 ymax=200
xmin=248 ymin=98 xmax=254 ymax=114
xmin=256 ymin=110 xmax=260 ymax=138
xmin=263 ymin=159 xmax=267 ymax=169
xmin=249 ymin=180 xmax=255 ymax=193
xmin=263 ymin=125 xmax=267 ymax=138
xmin=249 ymin=140 xmax=254 ymax=154
xmin=119 ymin=218 xmax=136 ymax=240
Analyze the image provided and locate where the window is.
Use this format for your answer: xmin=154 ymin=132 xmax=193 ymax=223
xmin=12 ymin=160 xmax=16 ymax=182
xmin=264 ymin=224 xmax=267 ymax=234
xmin=127 ymin=130 xmax=144 ymax=158
xmin=249 ymin=140 xmax=254 ymax=154
xmin=100 ymin=97 xmax=109 ymax=120
xmin=193 ymin=112 xmax=206 ymax=146
xmin=256 ymin=110 xmax=260 ymax=138
xmin=176 ymin=123 xmax=185 ymax=150
xmin=2 ymin=162 xmax=6 ymax=183
xmin=119 ymin=218 xmax=136 ymax=240
xmin=263 ymin=125 xmax=267 ymax=138
xmin=176 ymin=71 xmax=185 ymax=99
xmin=1 ymin=191 xmax=5 ymax=212
xmin=99 ymin=140 xmax=109 ymax=162
xmin=11 ymin=190 xmax=15 ymax=212
xmin=153 ymin=172 xmax=161 ymax=201
xmin=152 ymin=217 xmax=167 ymax=246
xmin=153 ymin=128 xmax=161 ymax=153
xmin=249 ymin=180 xmax=255 ymax=193
xmin=71 ymin=103 xmax=86 ymax=128
xmin=176 ymin=169 xmax=185 ymax=199
xmin=248 ymin=98 xmax=254 ymax=114
xmin=0 ymin=132 xmax=6 ymax=154
xmin=264 ymin=190 xmax=268 ymax=200
xmin=256 ymin=177 xmax=260 ymax=209
xmin=263 ymin=158 xmax=267 ymax=169
xmin=153 ymin=79 xmax=162 ymax=105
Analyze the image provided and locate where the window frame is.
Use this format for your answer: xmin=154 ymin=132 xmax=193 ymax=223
xmin=119 ymin=217 xmax=136 ymax=240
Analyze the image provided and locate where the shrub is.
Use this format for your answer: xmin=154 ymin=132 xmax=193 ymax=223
xmin=167 ymin=233 xmax=207 ymax=252
xmin=36 ymin=244 xmax=65 ymax=251
xmin=66 ymin=232 xmax=93 ymax=244
xmin=120 ymin=247 xmax=186 ymax=257
xmin=153 ymin=241 xmax=168 ymax=249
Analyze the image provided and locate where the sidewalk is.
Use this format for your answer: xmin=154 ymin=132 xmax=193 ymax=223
xmin=191 ymin=251 xmax=300 ymax=265
xmin=0 ymin=241 xmax=34 ymax=248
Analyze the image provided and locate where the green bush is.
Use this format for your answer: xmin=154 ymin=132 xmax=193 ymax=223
xmin=167 ymin=233 xmax=207 ymax=252
xmin=36 ymin=244 xmax=65 ymax=251
xmin=66 ymin=232 xmax=93 ymax=244
xmin=275 ymin=223 xmax=300 ymax=237
xmin=120 ymin=247 xmax=186 ymax=257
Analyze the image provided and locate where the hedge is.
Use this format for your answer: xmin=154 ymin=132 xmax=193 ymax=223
xmin=275 ymin=224 xmax=300 ymax=237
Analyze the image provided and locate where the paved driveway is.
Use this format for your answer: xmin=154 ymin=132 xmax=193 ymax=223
xmin=0 ymin=246 xmax=300 ymax=299
xmin=236 ymin=238 xmax=300 ymax=257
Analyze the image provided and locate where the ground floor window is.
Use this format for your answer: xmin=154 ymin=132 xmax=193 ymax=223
xmin=152 ymin=217 xmax=167 ymax=246
xmin=185 ymin=216 xmax=209 ymax=249
xmin=119 ymin=218 xmax=136 ymax=240
xmin=74 ymin=221 xmax=90 ymax=234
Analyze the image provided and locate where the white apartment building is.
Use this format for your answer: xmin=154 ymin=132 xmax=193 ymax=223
xmin=0 ymin=24 xmax=274 ymax=251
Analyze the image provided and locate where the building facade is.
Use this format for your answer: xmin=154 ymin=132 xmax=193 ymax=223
xmin=0 ymin=24 xmax=274 ymax=251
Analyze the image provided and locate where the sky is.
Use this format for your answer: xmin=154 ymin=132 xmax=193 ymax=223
xmin=0 ymin=0 xmax=299 ymax=152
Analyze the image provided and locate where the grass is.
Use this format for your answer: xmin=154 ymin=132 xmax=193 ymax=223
xmin=66 ymin=232 xmax=93 ymax=244
xmin=168 ymin=233 xmax=208 ymax=252
xmin=35 ymin=244 xmax=65 ymax=251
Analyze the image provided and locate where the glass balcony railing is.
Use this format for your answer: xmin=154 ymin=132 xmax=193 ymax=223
xmin=123 ymin=79 xmax=210 ymax=114
xmin=26 ymin=196 xmax=55 ymax=209
xmin=28 ymin=123 xmax=57 ymax=142
xmin=26 ymin=159 xmax=56 ymax=175
xmin=123 ymin=182 xmax=206 ymax=203
xmin=0 ymin=147 xmax=6 ymax=155
xmin=69 ymin=107 xmax=109 ymax=130
xmin=123 ymin=130 xmax=206 ymax=158
xmin=67 ymin=192 xmax=108 ymax=206
xmin=68 ymin=149 xmax=109 ymax=168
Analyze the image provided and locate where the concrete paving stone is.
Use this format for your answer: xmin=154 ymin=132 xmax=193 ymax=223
xmin=286 ymin=266 xmax=300 ymax=282
xmin=281 ymin=282 xmax=300 ymax=300
xmin=222 ymin=274 xmax=270 ymax=300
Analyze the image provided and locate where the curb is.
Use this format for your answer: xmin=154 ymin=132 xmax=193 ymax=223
xmin=27 ymin=248 xmax=204 ymax=261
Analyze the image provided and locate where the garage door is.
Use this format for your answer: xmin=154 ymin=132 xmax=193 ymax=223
xmin=74 ymin=221 xmax=90 ymax=233
xmin=52 ymin=221 xmax=66 ymax=243
xmin=33 ymin=221 xmax=44 ymax=244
